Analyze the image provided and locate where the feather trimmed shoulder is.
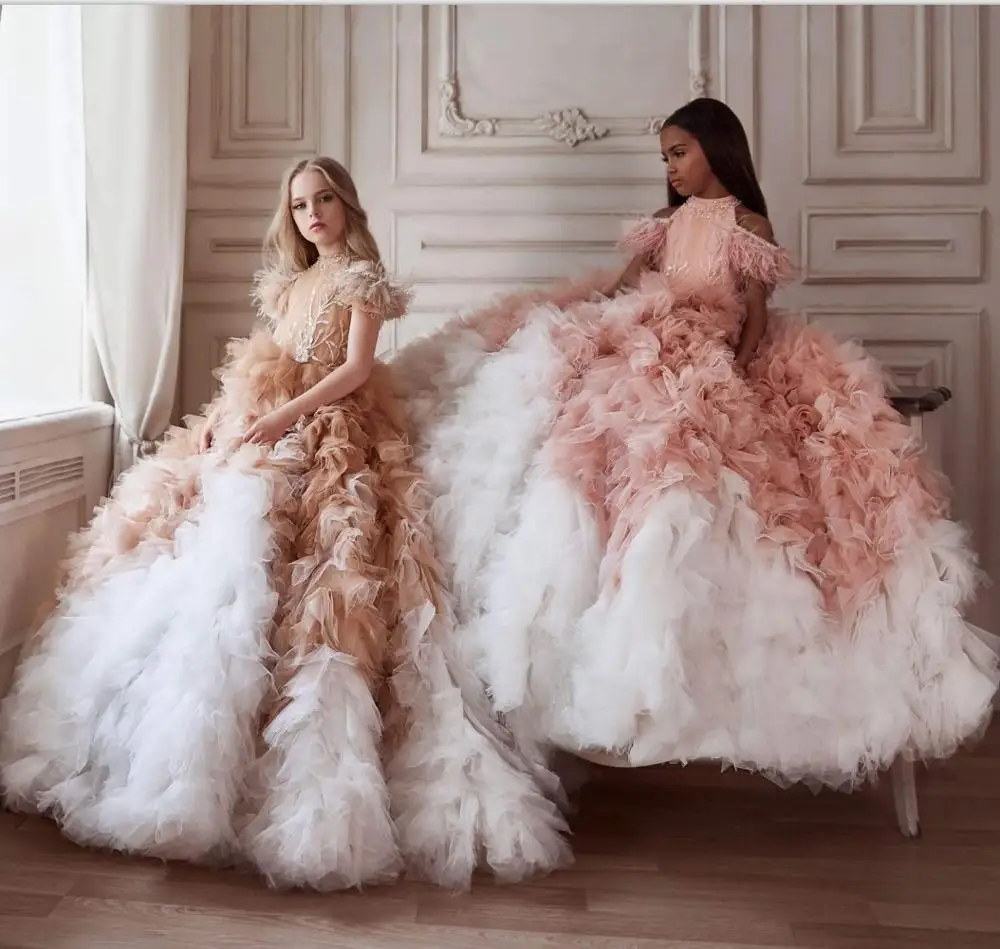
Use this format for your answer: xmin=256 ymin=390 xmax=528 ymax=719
xmin=251 ymin=264 xmax=298 ymax=327
xmin=334 ymin=259 xmax=413 ymax=323
xmin=728 ymin=226 xmax=794 ymax=292
xmin=618 ymin=216 xmax=671 ymax=262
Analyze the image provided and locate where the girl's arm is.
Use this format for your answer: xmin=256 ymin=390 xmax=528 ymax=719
xmin=605 ymin=206 xmax=674 ymax=297
xmin=602 ymin=253 xmax=646 ymax=298
xmin=285 ymin=305 xmax=380 ymax=416
xmin=733 ymin=212 xmax=776 ymax=371
xmin=243 ymin=305 xmax=381 ymax=445
xmin=734 ymin=280 xmax=767 ymax=371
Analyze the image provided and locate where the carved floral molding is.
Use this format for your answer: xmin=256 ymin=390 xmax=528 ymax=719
xmin=436 ymin=5 xmax=710 ymax=147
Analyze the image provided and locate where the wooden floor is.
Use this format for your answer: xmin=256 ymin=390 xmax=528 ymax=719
xmin=1 ymin=726 xmax=998 ymax=949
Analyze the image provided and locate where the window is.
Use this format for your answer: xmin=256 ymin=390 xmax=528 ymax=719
xmin=0 ymin=5 xmax=88 ymax=421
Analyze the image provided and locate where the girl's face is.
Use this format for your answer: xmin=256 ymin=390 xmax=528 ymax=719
xmin=659 ymin=125 xmax=717 ymax=198
xmin=290 ymin=168 xmax=346 ymax=254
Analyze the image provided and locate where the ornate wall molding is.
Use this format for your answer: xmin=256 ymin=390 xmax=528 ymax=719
xmin=438 ymin=78 xmax=497 ymax=138
xmin=687 ymin=3 xmax=710 ymax=98
xmin=436 ymin=5 xmax=709 ymax=146
xmin=534 ymin=108 xmax=609 ymax=147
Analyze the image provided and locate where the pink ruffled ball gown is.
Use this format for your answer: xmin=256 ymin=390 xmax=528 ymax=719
xmin=393 ymin=194 xmax=999 ymax=791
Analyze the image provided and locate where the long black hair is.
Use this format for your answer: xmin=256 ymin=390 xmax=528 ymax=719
xmin=663 ymin=97 xmax=768 ymax=219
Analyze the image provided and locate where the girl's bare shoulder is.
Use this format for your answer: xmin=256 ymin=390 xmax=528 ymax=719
xmin=734 ymin=206 xmax=776 ymax=245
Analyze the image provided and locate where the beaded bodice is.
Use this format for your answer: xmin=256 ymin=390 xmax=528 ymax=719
xmin=252 ymin=255 xmax=412 ymax=367
xmin=273 ymin=258 xmax=352 ymax=365
xmin=660 ymin=195 xmax=743 ymax=290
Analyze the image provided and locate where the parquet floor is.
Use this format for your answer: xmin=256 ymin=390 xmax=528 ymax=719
xmin=1 ymin=725 xmax=998 ymax=949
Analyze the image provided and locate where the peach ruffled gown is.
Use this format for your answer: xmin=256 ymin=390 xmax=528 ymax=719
xmin=0 ymin=254 xmax=570 ymax=891
xmin=394 ymin=194 xmax=999 ymax=790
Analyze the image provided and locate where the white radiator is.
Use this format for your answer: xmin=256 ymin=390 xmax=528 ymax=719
xmin=0 ymin=403 xmax=114 ymax=694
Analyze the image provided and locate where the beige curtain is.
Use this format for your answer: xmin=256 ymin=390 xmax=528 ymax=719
xmin=81 ymin=5 xmax=190 ymax=479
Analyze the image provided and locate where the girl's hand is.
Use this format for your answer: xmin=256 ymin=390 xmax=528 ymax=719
xmin=198 ymin=410 xmax=219 ymax=453
xmin=243 ymin=405 xmax=299 ymax=447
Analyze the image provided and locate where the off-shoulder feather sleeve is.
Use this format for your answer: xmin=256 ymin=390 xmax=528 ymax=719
xmin=618 ymin=216 xmax=671 ymax=263
xmin=728 ymin=227 xmax=794 ymax=293
xmin=334 ymin=259 xmax=413 ymax=323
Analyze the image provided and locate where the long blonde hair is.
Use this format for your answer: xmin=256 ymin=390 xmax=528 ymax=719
xmin=263 ymin=156 xmax=382 ymax=272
